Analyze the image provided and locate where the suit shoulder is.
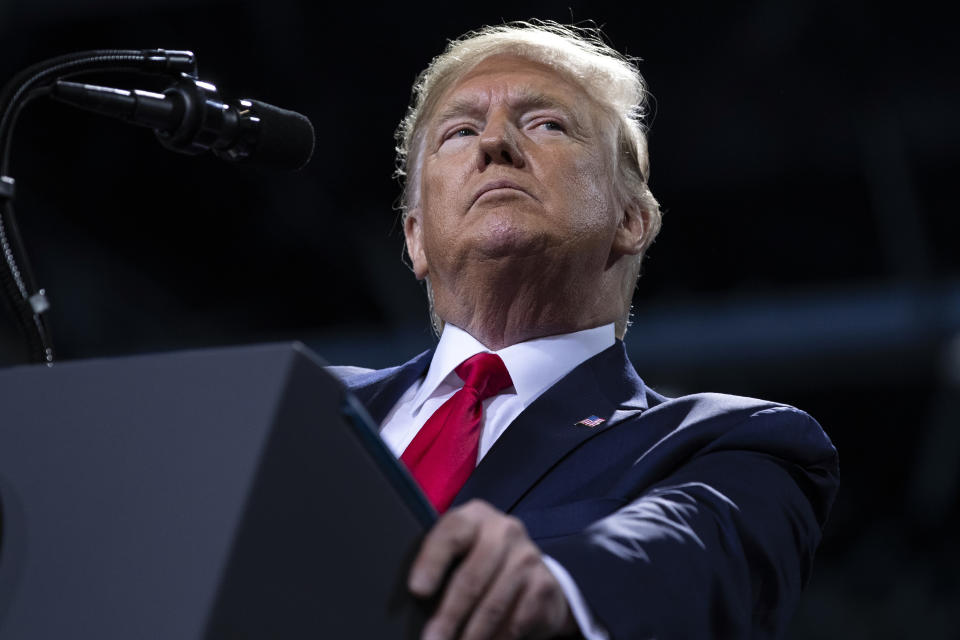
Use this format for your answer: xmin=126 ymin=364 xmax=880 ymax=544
xmin=643 ymin=391 xmax=832 ymax=451
xmin=325 ymin=362 xmax=409 ymax=390
xmin=325 ymin=364 xmax=378 ymax=387
xmin=325 ymin=364 xmax=375 ymax=379
xmin=646 ymin=390 xmax=795 ymax=423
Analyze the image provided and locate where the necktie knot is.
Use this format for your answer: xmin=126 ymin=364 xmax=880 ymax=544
xmin=455 ymin=352 xmax=513 ymax=401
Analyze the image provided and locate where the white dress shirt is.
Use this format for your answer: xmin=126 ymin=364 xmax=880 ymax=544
xmin=380 ymin=323 xmax=614 ymax=640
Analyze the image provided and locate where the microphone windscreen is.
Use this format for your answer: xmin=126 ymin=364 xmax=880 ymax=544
xmin=247 ymin=100 xmax=315 ymax=171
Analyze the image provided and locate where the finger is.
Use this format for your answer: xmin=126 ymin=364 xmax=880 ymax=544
xmin=495 ymin=564 xmax=571 ymax=640
xmin=460 ymin=539 xmax=540 ymax=640
xmin=409 ymin=501 xmax=489 ymax=597
xmin=425 ymin=515 xmax=524 ymax=640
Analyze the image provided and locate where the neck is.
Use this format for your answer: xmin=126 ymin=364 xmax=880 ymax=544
xmin=429 ymin=256 xmax=624 ymax=350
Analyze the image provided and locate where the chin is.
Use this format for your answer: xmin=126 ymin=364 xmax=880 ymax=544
xmin=471 ymin=217 xmax=550 ymax=259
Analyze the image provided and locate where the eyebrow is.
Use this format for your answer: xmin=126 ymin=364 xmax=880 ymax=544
xmin=434 ymin=95 xmax=487 ymax=125
xmin=511 ymin=88 xmax=577 ymax=119
xmin=433 ymin=87 xmax=583 ymax=129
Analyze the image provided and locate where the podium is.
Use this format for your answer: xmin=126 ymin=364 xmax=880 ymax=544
xmin=0 ymin=343 xmax=433 ymax=638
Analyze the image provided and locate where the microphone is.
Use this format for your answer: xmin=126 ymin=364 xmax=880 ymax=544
xmin=50 ymin=77 xmax=315 ymax=170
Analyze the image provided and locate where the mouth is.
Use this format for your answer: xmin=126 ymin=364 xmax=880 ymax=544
xmin=472 ymin=179 xmax=536 ymax=205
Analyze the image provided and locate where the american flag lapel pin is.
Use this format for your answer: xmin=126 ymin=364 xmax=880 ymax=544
xmin=576 ymin=415 xmax=606 ymax=428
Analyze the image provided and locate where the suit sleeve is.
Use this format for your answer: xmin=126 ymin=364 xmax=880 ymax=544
xmin=536 ymin=405 xmax=839 ymax=640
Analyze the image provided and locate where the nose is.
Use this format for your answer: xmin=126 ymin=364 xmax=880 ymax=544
xmin=477 ymin=113 xmax=525 ymax=170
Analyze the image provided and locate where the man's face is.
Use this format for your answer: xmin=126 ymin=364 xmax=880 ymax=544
xmin=405 ymin=55 xmax=630 ymax=295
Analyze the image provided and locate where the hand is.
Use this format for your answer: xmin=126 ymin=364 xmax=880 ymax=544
xmin=409 ymin=499 xmax=578 ymax=640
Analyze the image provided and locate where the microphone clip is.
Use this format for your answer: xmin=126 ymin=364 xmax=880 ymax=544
xmin=0 ymin=176 xmax=14 ymax=204
xmin=153 ymin=75 xmax=257 ymax=162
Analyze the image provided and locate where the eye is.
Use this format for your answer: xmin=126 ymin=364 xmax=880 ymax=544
xmin=448 ymin=126 xmax=478 ymax=139
xmin=535 ymin=120 xmax=565 ymax=133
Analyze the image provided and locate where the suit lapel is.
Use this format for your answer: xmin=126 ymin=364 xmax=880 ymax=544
xmin=451 ymin=341 xmax=649 ymax=513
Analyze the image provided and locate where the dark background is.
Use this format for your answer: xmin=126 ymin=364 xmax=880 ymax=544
xmin=1 ymin=1 xmax=957 ymax=636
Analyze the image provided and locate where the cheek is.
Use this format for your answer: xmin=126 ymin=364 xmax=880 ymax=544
xmin=554 ymin=146 xmax=618 ymax=235
xmin=421 ymin=154 xmax=470 ymax=212
xmin=420 ymin=159 xmax=467 ymax=260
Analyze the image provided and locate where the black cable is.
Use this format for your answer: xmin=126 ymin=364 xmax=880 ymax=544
xmin=0 ymin=201 xmax=50 ymax=362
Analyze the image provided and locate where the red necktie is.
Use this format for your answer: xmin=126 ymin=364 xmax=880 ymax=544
xmin=400 ymin=352 xmax=513 ymax=513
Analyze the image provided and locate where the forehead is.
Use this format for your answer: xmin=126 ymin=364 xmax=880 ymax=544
xmin=432 ymin=54 xmax=592 ymax=116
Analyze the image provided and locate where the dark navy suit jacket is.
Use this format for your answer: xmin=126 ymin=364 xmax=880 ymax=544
xmin=333 ymin=340 xmax=839 ymax=640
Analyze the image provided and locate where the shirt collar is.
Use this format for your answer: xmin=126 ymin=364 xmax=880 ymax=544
xmin=410 ymin=323 xmax=616 ymax=414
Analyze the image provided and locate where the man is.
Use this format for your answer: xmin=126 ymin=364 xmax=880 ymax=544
xmin=334 ymin=21 xmax=838 ymax=640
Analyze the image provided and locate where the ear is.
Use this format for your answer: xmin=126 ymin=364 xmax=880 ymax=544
xmin=403 ymin=208 xmax=429 ymax=280
xmin=612 ymin=198 xmax=649 ymax=257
